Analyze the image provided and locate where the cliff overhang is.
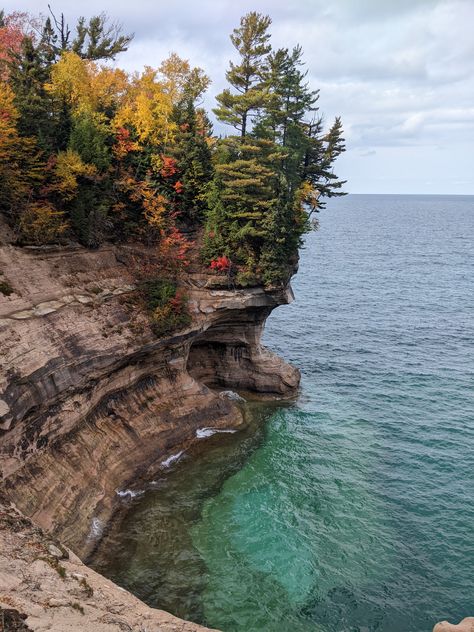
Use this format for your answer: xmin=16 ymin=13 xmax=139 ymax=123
xmin=0 ymin=236 xmax=299 ymax=629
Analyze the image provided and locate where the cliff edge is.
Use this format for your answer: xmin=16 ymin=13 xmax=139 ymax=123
xmin=0 ymin=231 xmax=299 ymax=630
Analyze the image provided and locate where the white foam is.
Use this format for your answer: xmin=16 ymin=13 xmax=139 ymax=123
xmin=88 ymin=517 xmax=103 ymax=540
xmin=196 ymin=427 xmax=238 ymax=438
xmin=219 ymin=390 xmax=246 ymax=402
xmin=160 ymin=450 xmax=184 ymax=468
xmin=116 ymin=488 xmax=145 ymax=499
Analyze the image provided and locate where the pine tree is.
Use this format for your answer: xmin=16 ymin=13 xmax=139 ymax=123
xmin=171 ymin=98 xmax=214 ymax=223
xmin=301 ymin=116 xmax=347 ymax=208
xmin=7 ymin=37 xmax=55 ymax=150
xmin=214 ymin=12 xmax=272 ymax=138
xmin=69 ymin=110 xmax=111 ymax=170
xmin=42 ymin=10 xmax=133 ymax=62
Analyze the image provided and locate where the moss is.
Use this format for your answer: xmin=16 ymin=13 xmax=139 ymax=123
xmin=0 ymin=280 xmax=14 ymax=296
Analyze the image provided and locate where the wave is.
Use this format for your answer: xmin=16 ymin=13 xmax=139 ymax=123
xmin=88 ymin=517 xmax=104 ymax=540
xmin=160 ymin=450 xmax=185 ymax=469
xmin=116 ymin=488 xmax=145 ymax=499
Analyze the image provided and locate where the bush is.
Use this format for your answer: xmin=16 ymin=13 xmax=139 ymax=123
xmin=0 ymin=280 xmax=14 ymax=296
xmin=19 ymin=202 xmax=68 ymax=245
xmin=139 ymin=278 xmax=191 ymax=337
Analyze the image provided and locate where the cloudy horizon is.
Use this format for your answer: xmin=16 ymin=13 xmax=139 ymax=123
xmin=4 ymin=0 xmax=473 ymax=194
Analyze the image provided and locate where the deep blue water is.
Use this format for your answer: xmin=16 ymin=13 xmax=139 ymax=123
xmin=94 ymin=194 xmax=474 ymax=632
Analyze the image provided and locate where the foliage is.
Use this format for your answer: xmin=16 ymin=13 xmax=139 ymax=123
xmin=0 ymin=10 xmax=38 ymax=79
xmin=210 ymin=255 xmax=231 ymax=272
xmin=0 ymin=279 xmax=14 ymax=295
xmin=0 ymin=8 xmax=345 ymax=289
xmin=0 ymin=82 xmax=45 ymax=219
xmin=138 ymin=278 xmax=191 ymax=337
xmin=18 ymin=201 xmax=68 ymax=244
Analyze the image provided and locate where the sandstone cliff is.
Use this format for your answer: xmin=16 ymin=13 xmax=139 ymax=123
xmin=0 ymin=226 xmax=299 ymax=630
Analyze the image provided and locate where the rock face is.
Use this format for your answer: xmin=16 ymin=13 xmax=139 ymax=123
xmin=0 ymin=232 xmax=299 ymax=556
xmin=0 ymin=495 xmax=217 ymax=631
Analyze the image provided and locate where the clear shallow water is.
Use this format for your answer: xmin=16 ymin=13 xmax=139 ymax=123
xmin=92 ymin=195 xmax=474 ymax=632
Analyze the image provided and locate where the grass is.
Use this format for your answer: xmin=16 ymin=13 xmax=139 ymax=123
xmin=70 ymin=602 xmax=85 ymax=615
xmin=79 ymin=577 xmax=94 ymax=598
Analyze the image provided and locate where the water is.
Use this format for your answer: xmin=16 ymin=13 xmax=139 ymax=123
xmin=92 ymin=195 xmax=474 ymax=632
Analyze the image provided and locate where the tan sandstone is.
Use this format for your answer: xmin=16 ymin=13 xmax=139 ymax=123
xmin=0 ymin=227 xmax=300 ymax=630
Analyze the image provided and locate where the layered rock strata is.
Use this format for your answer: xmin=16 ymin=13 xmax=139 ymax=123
xmin=0 ymin=232 xmax=299 ymax=627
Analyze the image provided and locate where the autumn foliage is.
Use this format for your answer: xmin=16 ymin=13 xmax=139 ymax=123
xmin=0 ymin=8 xmax=345 ymax=297
xmin=210 ymin=255 xmax=231 ymax=273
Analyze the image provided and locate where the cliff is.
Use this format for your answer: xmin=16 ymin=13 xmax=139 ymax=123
xmin=0 ymin=225 xmax=299 ymax=630
xmin=0 ymin=495 xmax=217 ymax=632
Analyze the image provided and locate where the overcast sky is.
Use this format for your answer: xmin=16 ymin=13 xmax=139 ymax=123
xmin=5 ymin=0 xmax=473 ymax=194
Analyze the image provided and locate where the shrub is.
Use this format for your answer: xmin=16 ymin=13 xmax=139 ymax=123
xmin=0 ymin=280 xmax=14 ymax=296
xmin=19 ymin=202 xmax=68 ymax=245
xmin=209 ymin=255 xmax=231 ymax=273
xmin=139 ymin=278 xmax=191 ymax=337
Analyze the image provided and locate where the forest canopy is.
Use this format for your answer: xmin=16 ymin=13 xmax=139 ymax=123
xmin=0 ymin=8 xmax=345 ymax=286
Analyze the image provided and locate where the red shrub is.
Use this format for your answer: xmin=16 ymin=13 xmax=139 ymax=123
xmin=210 ymin=255 xmax=231 ymax=272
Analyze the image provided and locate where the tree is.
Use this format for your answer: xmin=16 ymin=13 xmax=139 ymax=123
xmin=257 ymin=46 xmax=318 ymax=183
xmin=214 ymin=12 xmax=272 ymax=138
xmin=0 ymin=10 xmax=37 ymax=79
xmin=41 ymin=9 xmax=133 ymax=62
xmin=301 ymin=115 xmax=347 ymax=208
xmin=7 ymin=36 xmax=56 ymax=150
xmin=170 ymin=99 xmax=214 ymax=222
xmin=0 ymin=82 xmax=44 ymax=220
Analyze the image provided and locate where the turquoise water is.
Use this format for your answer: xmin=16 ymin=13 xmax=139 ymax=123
xmin=93 ymin=195 xmax=474 ymax=632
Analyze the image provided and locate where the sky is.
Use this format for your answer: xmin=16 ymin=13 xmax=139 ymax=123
xmin=4 ymin=0 xmax=474 ymax=194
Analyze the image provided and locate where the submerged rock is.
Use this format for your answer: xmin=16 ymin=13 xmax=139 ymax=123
xmin=433 ymin=618 xmax=474 ymax=631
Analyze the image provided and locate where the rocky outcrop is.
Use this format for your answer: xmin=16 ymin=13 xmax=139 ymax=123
xmin=0 ymin=240 xmax=299 ymax=557
xmin=0 ymin=228 xmax=299 ymax=631
xmin=0 ymin=495 xmax=217 ymax=631
xmin=433 ymin=619 xmax=474 ymax=632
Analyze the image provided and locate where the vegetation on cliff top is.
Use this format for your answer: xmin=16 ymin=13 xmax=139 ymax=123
xmin=0 ymin=8 xmax=345 ymax=287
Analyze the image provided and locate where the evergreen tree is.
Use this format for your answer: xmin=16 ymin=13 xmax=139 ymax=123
xmin=301 ymin=115 xmax=347 ymax=208
xmin=206 ymin=13 xmax=346 ymax=286
xmin=170 ymin=98 xmax=213 ymax=223
xmin=42 ymin=10 xmax=133 ymax=62
xmin=7 ymin=37 xmax=55 ymax=150
xmin=68 ymin=110 xmax=111 ymax=170
xmin=214 ymin=12 xmax=272 ymax=138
